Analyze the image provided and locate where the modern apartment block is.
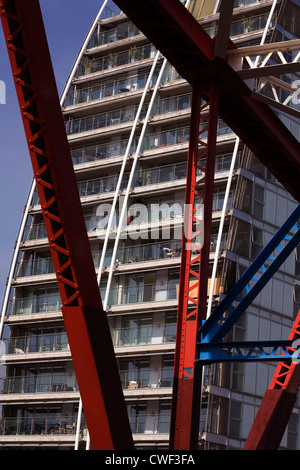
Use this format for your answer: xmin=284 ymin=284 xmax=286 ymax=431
xmin=1 ymin=0 xmax=300 ymax=450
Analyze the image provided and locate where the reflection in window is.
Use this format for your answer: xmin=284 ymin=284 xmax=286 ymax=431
xmin=251 ymin=226 xmax=263 ymax=259
xmin=253 ymin=184 xmax=264 ymax=219
xmin=229 ymin=401 xmax=242 ymax=438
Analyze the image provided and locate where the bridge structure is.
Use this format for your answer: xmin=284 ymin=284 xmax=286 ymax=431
xmin=1 ymin=0 xmax=300 ymax=450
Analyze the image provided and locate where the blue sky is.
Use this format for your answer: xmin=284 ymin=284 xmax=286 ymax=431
xmin=0 ymin=0 xmax=102 ymax=302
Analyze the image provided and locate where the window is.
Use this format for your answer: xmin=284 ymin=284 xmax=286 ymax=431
xmin=293 ymin=286 xmax=300 ymax=318
xmin=119 ymin=358 xmax=150 ymax=389
xmin=127 ymin=403 xmax=147 ymax=433
xmin=231 ymin=363 xmax=244 ymax=392
xmin=251 ymin=226 xmax=263 ymax=259
xmin=161 ymin=356 xmax=174 ymax=387
xmin=158 ymin=402 xmax=171 ymax=433
xmin=295 ymin=246 xmax=300 ymax=278
xmin=164 ymin=313 xmax=177 ymax=343
xmin=287 ymin=414 xmax=298 ymax=449
xmin=229 ymin=401 xmax=242 ymax=437
xmin=253 ymin=184 xmax=264 ymax=218
xmin=121 ymin=315 xmax=153 ymax=346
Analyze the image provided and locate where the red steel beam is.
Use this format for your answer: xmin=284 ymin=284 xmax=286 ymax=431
xmin=169 ymin=83 xmax=219 ymax=450
xmin=112 ymin=0 xmax=300 ymax=450
xmin=113 ymin=0 xmax=300 ymax=202
xmin=0 ymin=0 xmax=134 ymax=450
xmin=244 ymin=309 xmax=300 ymax=450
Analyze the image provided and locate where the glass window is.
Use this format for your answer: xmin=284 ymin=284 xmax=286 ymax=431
xmin=121 ymin=316 xmax=153 ymax=346
xmin=287 ymin=414 xmax=299 ymax=449
xmin=253 ymin=184 xmax=264 ymax=218
xmin=294 ymin=286 xmax=300 ymax=318
xmin=127 ymin=403 xmax=147 ymax=433
xmin=251 ymin=226 xmax=263 ymax=259
xmin=229 ymin=401 xmax=242 ymax=437
xmin=164 ymin=314 xmax=177 ymax=343
xmin=120 ymin=358 xmax=150 ymax=389
xmin=161 ymin=357 xmax=174 ymax=387
xmin=158 ymin=402 xmax=171 ymax=433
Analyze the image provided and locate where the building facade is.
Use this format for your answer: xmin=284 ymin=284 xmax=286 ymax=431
xmin=1 ymin=0 xmax=300 ymax=450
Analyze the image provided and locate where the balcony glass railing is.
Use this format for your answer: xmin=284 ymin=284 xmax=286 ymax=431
xmin=88 ymin=23 xmax=141 ymax=49
xmin=0 ymin=374 xmax=78 ymax=394
xmin=64 ymin=63 xmax=181 ymax=107
xmin=234 ymin=0 xmax=268 ymax=8
xmin=16 ymin=228 xmax=227 ymax=281
xmin=0 ymin=413 xmax=169 ymax=436
xmin=26 ymin=185 xmax=233 ymax=242
xmin=76 ymin=44 xmax=156 ymax=78
xmin=16 ymin=257 xmax=55 ymax=277
xmin=151 ymin=92 xmax=192 ymax=117
xmin=205 ymin=12 xmax=275 ymax=38
xmin=8 ymin=292 xmax=61 ymax=316
xmin=71 ymin=138 xmax=136 ymax=165
xmin=117 ymin=240 xmax=182 ymax=265
xmin=0 ymin=416 xmax=80 ymax=436
xmin=106 ymin=281 xmax=179 ymax=306
xmin=120 ymin=367 xmax=174 ymax=389
xmin=128 ymin=413 xmax=171 ymax=434
xmin=5 ymin=332 xmax=69 ymax=354
xmin=66 ymin=92 xmax=192 ymax=134
xmin=66 ymin=104 xmax=138 ymax=136
xmin=114 ymin=323 xmax=177 ymax=347
xmin=102 ymin=2 xmax=123 ymax=19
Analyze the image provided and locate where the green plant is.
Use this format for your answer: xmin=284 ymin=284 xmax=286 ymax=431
xmin=129 ymin=46 xmax=141 ymax=62
xmin=107 ymin=53 xmax=117 ymax=68
xmin=81 ymin=57 xmax=91 ymax=75
xmin=241 ymin=16 xmax=254 ymax=33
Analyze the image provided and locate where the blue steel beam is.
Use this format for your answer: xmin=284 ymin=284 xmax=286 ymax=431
xmin=200 ymin=204 xmax=300 ymax=344
xmin=198 ymin=340 xmax=295 ymax=364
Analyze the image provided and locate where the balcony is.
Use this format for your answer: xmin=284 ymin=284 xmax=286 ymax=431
xmin=114 ymin=321 xmax=176 ymax=348
xmin=71 ymin=138 xmax=136 ymax=166
xmin=120 ymin=367 xmax=173 ymax=390
xmin=105 ymin=281 xmax=178 ymax=307
xmin=102 ymin=2 xmax=123 ymax=20
xmin=8 ymin=292 xmax=62 ymax=317
xmin=0 ymin=416 xmax=80 ymax=438
xmin=87 ymin=23 xmax=141 ymax=49
xmin=65 ymin=104 xmax=138 ymax=136
xmin=4 ymin=331 xmax=69 ymax=355
xmin=64 ymin=64 xmax=181 ymax=107
xmin=0 ymin=413 xmax=170 ymax=440
xmin=76 ymin=44 xmax=156 ymax=78
xmin=0 ymin=373 xmax=78 ymax=396
xmin=205 ymin=12 xmax=275 ymax=38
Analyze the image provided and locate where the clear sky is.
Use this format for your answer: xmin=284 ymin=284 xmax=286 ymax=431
xmin=0 ymin=0 xmax=102 ymax=303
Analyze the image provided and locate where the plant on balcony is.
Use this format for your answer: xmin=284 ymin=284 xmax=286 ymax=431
xmin=129 ymin=46 xmax=142 ymax=63
xmin=80 ymin=57 xmax=92 ymax=75
xmin=241 ymin=16 xmax=254 ymax=33
xmin=107 ymin=53 xmax=117 ymax=69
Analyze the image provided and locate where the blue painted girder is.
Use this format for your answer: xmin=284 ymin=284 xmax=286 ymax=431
xmin=199 ymin=204 xmax=300 ymax=347
xmin=197 ymin=339 xmax=296 ymax=364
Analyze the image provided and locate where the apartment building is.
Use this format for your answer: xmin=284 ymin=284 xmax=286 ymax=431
xmin=0 ymin=0 xmax=300 ymax=450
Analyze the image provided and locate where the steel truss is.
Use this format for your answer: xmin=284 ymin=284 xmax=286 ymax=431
xmin=112 ymin=0 xmax=300 ymax=450
xmin=170 ymin=83 xmax=219 ymax=450
xmin=0 ymin=0 xmax=133 ymax=450
xmin=2 ymin=0 xmax=300 ymax=451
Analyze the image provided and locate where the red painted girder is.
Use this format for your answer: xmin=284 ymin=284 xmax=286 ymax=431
xmin=0 ymin=0 xmax=133 ymax=450
xmin=169 ymin=83 xmax=219 ymax=450
xmin=244 ymin=309 xmax=300 ymax=450
xmin=113 ymin=0 xmax=300 ymax=202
